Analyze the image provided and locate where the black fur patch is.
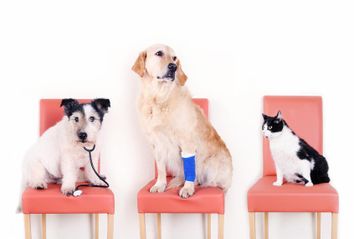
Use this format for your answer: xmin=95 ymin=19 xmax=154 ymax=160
xmin=296 ymin=138 xmax=330 ymax=184
xmin=295 ymin=173 xmax=309 ymax=184
xmin=90 ymin=98 xmax=111 ymax=122
xmin=60 ymin=99 xmax=83 ymax=118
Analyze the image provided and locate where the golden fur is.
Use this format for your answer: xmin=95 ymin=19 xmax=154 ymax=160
xmin=132 ymin=44 xmax=232 ymax=198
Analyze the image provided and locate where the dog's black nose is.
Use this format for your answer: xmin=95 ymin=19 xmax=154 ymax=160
xmin=78 ymin=132 xmax=87 ymax=141
xmin=168 ymin=63 xmax=177 ymax=72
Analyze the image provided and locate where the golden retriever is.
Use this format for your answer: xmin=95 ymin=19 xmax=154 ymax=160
xmin=132 ymin=44 xmax=232 ymax=198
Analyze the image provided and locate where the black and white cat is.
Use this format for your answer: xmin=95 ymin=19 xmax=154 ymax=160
xmin=262 ymin=111 xmax=330 ymax=187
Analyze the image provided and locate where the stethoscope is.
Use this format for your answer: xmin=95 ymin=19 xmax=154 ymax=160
xmin=72 ymin=145 xmax=110 ymax=197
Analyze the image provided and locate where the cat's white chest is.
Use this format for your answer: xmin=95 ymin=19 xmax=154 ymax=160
xmin=269 ymin=134 xmax=300 ymax=174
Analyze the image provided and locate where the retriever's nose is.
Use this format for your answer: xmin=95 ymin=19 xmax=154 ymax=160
xmin=168 ymin=63 xmax=177 ymax=72
xmin=78 ymin=132 xmax=87 ymax=141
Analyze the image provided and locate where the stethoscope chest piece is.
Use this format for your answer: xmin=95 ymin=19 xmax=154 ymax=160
xmin=73 ymin=190 xmax=83 ymax=197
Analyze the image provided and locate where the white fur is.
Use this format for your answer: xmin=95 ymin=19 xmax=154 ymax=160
xmin=18 ymin=104 xmax=106 ymax=212
xmin=263 ymin=123 xmax=314 ymax=187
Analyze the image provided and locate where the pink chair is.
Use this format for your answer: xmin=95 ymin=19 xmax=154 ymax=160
xmin=247 ymin=96 xmax=339 ymax=239
xmin=137 ymin=99 xmax=226 ymax=239
xmin=22 ymin=99 xmax=115 ymax=239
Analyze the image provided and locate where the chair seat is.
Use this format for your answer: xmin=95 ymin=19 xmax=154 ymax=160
xmin=22 ymin=183 xmax=115 ymax=214
xmin=137 ymin=178 xmax=224 ymax=214
xmin=248 ymin=176 xmax=338 ymax=212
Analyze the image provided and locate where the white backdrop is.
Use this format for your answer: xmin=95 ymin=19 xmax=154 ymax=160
xmin=1 ymin=0 xmax=353 ymax=238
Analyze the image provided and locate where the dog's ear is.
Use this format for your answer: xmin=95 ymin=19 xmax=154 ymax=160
xmin=176 ymin=59 xmax=188 ymax=86
xmin=132 ymin=51 xmax=147 ymax=77
xmin=92 ymin=98 xmax=111 ymax=113
xmin=276 ymin=111 xmax=282 ymax=120
xmin=60 ymin=98 xmax=79 ymax=116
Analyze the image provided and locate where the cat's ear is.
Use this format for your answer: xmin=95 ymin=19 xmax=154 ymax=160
xmin=262 ymin=113 xmax=268 ymax=120
xmin=276 ymin=111 xmax=282 ymax=120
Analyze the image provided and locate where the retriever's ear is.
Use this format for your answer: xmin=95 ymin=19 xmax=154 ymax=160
xmin=176 ymin=59 xmax=188 ymax=86
xmin=132 ymin=51 xmax=147 ymax=77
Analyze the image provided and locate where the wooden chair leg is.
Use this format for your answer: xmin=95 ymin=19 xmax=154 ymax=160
xmin=316 ymin=213 xmax=321 ymax=239
xmin=218 ymin=214 xmax=224 ymax=239
xmin=249 ymin=212 xmax=256 ymax=239
xmin=207 ymin=214 xmax=211 ymax=239
xmin=107 ymin=214 xmax=114 ymax=239
xmin=41 ymin=214 xmax=46 ymax=239
xmin=139 ymin=213 xmax=146 ymax=239
xmin=157 ymin=213 xmax=162 ymax=239
xmin=94 ymin=214 xmax=99 ymax=239
xmin=24 ymin=214 xmax=31 ymax=239
xmin=264 ymin=212 xmax=268 ymax=239
xmin=331 ymin=213 xmax=338 ymax=239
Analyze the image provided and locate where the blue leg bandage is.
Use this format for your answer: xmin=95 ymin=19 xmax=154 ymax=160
xmin=182 ymin=152 xmax=196 ymax=182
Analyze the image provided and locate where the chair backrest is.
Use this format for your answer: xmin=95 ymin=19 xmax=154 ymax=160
xmin=40 ymin=99 xmax=91 ymax=135
xmin=263 ymin=96 xmax=323 ymax=176
xmin=154 ymin=98 xmax=209 ymax=178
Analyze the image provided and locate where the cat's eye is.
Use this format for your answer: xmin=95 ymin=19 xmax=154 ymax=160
xmin=268 ymin=126 xmax=272 ymax=129
xmin=155 ymin=51 xmax=163 ymax=57
xmin=89 ymin=116 xmax=95 ymax=122
xmin=74 ymin=117 xmax=79 ymax=123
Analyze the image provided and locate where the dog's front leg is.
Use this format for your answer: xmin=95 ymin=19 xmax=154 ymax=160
xmin=61 ymin=157 xmax=78 ymax=196
xmin=150 ymin=149 xmax=167 ymax=193
xmin=179 ymin=144 xmax=196 ymax=198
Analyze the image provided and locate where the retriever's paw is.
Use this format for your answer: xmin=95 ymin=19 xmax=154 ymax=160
xmin=179 ymin=182 xmax=195 ymax=199
xmin=61 ymin=185 xmax=75 ymax=196
xmin=150 ymin=181 xmax=166 ymax=193
xmin=273 ymin=181 xmax=283 ymax=187
xmin=305 ymin=182 xmax=314 ymax=187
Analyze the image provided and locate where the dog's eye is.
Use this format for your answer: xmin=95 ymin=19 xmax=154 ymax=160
xmin=89 ymin=116 xmax=95 ymax=122
xmin=155 ymin=51 xmax=163 ymax=57
xmin=74 ymin=117 xmax=79 ymax=123
xmin=268 ymin=126 xmax=273 ymax=130
xmin=172 ymin=56 xmax=177 ymax=61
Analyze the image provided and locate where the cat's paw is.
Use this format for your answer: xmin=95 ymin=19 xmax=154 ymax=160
xmin=305 ymin=182 xmax=314 ymax=187
xmin=273 ymin=181 xmax=283 ymax=187
xmin=150 ymin=181 xmax=166 ymax=193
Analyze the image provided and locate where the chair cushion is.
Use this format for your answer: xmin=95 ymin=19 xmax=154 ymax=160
xmin=22 ymin=184 xmax=115 ymax=214
xmin=137 ymin=178 xmax=224 ymax=214
xmin=248 ymin=176 xmax=338 ymax=212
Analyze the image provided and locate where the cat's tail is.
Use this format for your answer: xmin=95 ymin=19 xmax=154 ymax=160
xmin=312 ymin=174 xmax=330 ymax=184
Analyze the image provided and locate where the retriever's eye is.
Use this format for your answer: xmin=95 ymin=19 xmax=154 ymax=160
xmin=74 ymin=117 xmax=79 ymax=123
xmin=268 ymin=126 xmax=272 ymax=130
xmin=172 ymin=56 xmax=177 ymax=61
xmin=89 ymin=116 xmax=95 ymax=122
xmin=155 ymin=51 xmax=163 ymax=57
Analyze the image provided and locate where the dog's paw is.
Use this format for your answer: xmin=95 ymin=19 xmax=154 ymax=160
xmin=305 ymin=182 xmax=314 ymax=187
xmin=61 ymin=186 xmax=75 ymax=196
xmin=30 ymin=182 xmax=48 ymax=190
xmin=273 ymin=181 xmax=283 ymax=187
xmin=179 ymin=182 xmax=195 ymax=199
xmin=150 ymin=181 xmax=166 ymax=193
